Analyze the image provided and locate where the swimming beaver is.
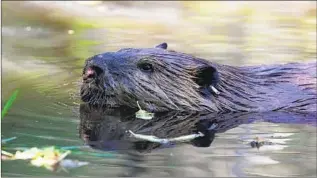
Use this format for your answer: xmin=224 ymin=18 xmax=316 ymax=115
xmin=80 ymin=43 xmax=316 ymax=114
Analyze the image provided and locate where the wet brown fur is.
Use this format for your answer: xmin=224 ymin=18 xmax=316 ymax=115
xmin=80 ymin=43 xmax=316 ymax=114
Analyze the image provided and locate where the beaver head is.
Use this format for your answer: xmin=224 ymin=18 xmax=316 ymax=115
xmin=80 ymin=43 xmax=221 ymax=113
xmin=80 ymin=43 xmax=316 ymax=114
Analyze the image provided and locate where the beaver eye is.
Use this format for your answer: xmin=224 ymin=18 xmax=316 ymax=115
xmin=138 ymin=62 xmax=153 ymax=72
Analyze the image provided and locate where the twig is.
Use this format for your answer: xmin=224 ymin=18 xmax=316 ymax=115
xmin=128 ymin=130 xmax=205 ymax=144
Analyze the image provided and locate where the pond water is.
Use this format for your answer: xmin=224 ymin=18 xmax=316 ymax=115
xmin=1 ymin=1 xmax=316 ymax=177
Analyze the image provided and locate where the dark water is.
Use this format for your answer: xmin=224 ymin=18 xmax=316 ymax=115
xmin=2 ymin=1 xmax=316 ymax=177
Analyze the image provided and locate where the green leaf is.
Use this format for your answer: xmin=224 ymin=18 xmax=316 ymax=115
xmin=2 ymin=89 xmax=19 ymax=119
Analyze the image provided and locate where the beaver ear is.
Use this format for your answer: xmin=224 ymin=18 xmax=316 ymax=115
xmin=155 ymin=43 xmax=168 ymax=49
xmin=194 ymin=66 xmax=220 ymax=95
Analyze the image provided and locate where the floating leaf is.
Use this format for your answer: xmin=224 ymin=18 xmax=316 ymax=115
xmin=1 ymin=150 xmax=14 ymax=157
xmin=1 ymin=145 xmax=93 ymax=171
xmin=135 ymin=101 xmax=154 ymax=120
xmin=14 ymin=147 xmax=42 ymax=160
xmin=30 ymin=149 xmax=71 ymax=169
xmin=1 ymin=146 xmax=70 ymax=170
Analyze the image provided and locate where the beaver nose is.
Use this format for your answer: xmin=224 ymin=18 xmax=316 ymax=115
xmin=83 ymin=66 xmax=103 ymax=80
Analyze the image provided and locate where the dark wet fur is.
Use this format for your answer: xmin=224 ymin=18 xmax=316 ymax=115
xmin=80 ymin=43 xmax=316 ymax=114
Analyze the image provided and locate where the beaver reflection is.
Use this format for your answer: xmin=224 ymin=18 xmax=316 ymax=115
xmin=79 ymin=103 xmax=316 ymax=152
xmin=79 ymin=103 xmax=219 ymax=152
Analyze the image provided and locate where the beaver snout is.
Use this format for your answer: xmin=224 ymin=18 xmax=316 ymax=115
xmin=83 ymin=66 xmax=103 ymax=82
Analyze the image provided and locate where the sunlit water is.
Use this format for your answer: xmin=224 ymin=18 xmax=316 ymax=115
xmin=2 ymin=2 xmax=316 ymax=177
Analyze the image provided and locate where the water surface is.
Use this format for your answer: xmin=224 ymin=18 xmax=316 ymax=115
xmin=2 ymin=1 xmax=316 ymax=177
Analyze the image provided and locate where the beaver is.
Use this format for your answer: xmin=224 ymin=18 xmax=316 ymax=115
xmin=80 ymin=43 xmax=316 ymax=114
